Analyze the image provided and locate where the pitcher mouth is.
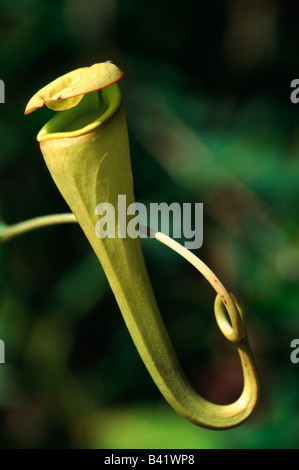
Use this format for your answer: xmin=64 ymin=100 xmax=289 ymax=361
xmin=37 ymin=83 xmax=122 ymax=142
xmin=24 ymin=62 xmax=123 ymax=142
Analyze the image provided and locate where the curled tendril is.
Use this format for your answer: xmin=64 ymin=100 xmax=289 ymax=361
xmin=151 ymin=229 xmax=259 ymax=429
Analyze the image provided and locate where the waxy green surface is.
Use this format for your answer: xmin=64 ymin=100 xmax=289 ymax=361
xmin=25 ymin=62 xmax=259 ymax=429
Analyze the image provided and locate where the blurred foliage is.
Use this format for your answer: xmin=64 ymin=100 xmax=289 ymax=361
xmin=0 ymin=0 xmax=299 ymax=449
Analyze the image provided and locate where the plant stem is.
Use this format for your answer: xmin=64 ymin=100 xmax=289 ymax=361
xmin=0 ymin=213 xmax=77 ymax=244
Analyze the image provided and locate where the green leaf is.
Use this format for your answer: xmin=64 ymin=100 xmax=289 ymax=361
xmin=24 ymin=62 xmax=123 ymax=114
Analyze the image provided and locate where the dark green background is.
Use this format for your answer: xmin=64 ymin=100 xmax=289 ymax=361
xmin=0 ymin=0 xmax=299 ymax=449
